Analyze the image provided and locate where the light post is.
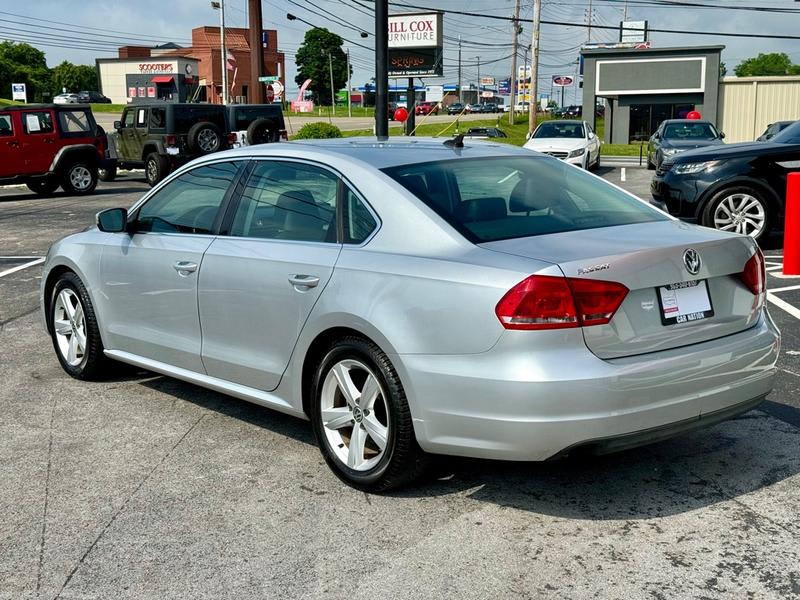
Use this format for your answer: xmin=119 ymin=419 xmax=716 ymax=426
xmin=210 ymin=1 xmax=228 ymax=105
xmin=473 ymin=56 xmax=481 ymax=105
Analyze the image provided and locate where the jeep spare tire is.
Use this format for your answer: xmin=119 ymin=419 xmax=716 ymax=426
xmin=188 ymin=121 xmax=223 ymax=154
xmin=246 ymin=118 xmax=276 ymax=145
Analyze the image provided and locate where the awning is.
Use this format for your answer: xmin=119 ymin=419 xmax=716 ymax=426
xmin=151 ymin=76 xmax=174 ymax=84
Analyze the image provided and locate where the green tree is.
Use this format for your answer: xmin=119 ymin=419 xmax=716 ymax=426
xmin=294 ymin=28 xmax=348 ymax=106
xmin=734 ymin=52 xmax=800 ymax=77
xmin=0 ymin=41 xmax=51 ymax=101
xmin=51 ymin=61 xmax=98 ymax=94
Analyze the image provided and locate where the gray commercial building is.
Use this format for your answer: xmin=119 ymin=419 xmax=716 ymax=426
xmin=581 ymin=45 xmax=724 ymax=144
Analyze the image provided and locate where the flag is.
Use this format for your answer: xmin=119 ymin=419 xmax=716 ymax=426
xmin=226 ymin=50 xmax=237 ymax=93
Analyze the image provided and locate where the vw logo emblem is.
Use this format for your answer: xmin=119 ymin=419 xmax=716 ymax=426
xmin=683 ymin=248 xmax=701 ymax=275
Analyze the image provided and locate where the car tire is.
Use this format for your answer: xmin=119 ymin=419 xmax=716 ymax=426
xmin=310 ymin=336 xmax=428 ymax=492
xmin=590 ymin=152 xmax=600 ymax=171
xmin=246 ymin=118 xmax=276 ymax=145
xmin=60 ymin=162 xmax=98 ymax=195
xmin=647 ymin=157 xmax=656 ymax=170
xmin=49 ymin=271 xmax=113 ymax=380
xmin=26 ymin=177 xmax=60 ymax=196
xmin=187 ymin=121 xmax=223 ymax=154
xmin=702 ymin=185 xmax=771 ymax=241
xmin=145 ymin=152 xmax=169 ymax=187
xmin=98 ymin=165 xmax=117 ymax=182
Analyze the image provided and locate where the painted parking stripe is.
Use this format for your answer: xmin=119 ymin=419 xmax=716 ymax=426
xmin=769 ymin=284 xmax=800 ymax=293
xmin=0 ymin=256 xmax=43 ymax=260
xmin=767 ymin=292 xmax=800 ymax=320
xmin=0 ymin=257 xmax=45 ymax=279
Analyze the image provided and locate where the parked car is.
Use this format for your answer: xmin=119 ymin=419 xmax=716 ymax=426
xmin=482 ymin=102 xmax=501 ymax=113
xmin=647 ymin=119 xmax=725 ymax=170
xmin=466 ymin=103 xmax=483 ymax=113
xmin=446 ymin=102 xmax=465 ymax=115
xmin=523 ymin=119 xmax=601 ymax=169
xmin=650 ymin=120 xmax=800 ymax=241
xmin=105 ymin=102 xmax=228 ymax=186
xmin=756 ymin=120 xmax=794 ymax=142
xmin=41 ymin=137 xmax=778 ymax=491
xmin=464 ymin=127 xmax=508 ymax=139
xmin=514 ymin=101 xmax=531 ymax=113
xmin=77 ymin=90 xmax=112 ymax=104
xmin=53 ymin=93 xmax=80 ymax=105
xmin=226 ymin=103 xmax=288 ymax=147
xmin=551 ymin=106 xmax=568 ymax=118
xmin=415 ymin=101 xmax=439 ymax=116
xmin=0 ymin=104 xmax=108 ymax=196
xmin=566 ymin=105 xmax=582 ymax=117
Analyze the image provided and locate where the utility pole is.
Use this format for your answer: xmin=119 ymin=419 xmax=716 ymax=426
xmin=211 ymin=1 xmax=228 ymax=104
xmin=328 ymin=51 xmax=336 ymax=116
xmin=375 ymin=0 xmax=388 ymax=139
xmin=509 ymin=0 xmax=520 ymax=124
xmin=476 ymin=56 xmax=481 ymax=105
xmin=347 ymin=49 xmax=352 ymax=118
xmin=587 ymin=0 xmax=593 ymax=44
xmin=406 ymin=77 xmax=415 ymax=135
xmin=248 ymin=0 xmax=265 ymax=103
xmin=528 ymin=0 xmax=541 ymax=134
xmin=623 ymin=0 xmax=629 ymax=21
xmin=457 ymin=35 xmax=462 ymax=103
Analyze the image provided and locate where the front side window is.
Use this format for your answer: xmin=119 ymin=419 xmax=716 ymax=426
xmin=384 ymin=156 xmax=667 ymax=243
xmin=230 ymin=161 xmax=337 ymax=243
xmin=136 ymin=162 xmax=240 ymax=234
xmin=122 ymin=109 xmax=135 ymax=128
xmin=22 ymin=111 xmax=54 ymax=134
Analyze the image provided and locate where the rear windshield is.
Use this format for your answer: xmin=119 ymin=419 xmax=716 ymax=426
xmin=382 ymin=156 xmax=667 ymax=243
xmin=231 ymin=106 xmax=281 ymax=131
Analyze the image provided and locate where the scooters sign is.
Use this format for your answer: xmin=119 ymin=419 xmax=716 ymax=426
xmin=138 ymin=63 xmax=174 ymax=74
xmin=552 ymin=75 xmax=574 ymax=87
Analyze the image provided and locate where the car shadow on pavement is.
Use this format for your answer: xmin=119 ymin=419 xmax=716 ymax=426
xmin=0 ymin=187 xmax=148 ymax=202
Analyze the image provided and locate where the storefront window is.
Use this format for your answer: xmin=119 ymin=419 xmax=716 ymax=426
xmin=629 ymin=103 xmax=695 ymax=142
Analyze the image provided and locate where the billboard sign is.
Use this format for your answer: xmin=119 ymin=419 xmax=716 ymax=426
xmin=498 ymin=78 xmax=510 ymax=94
xmin=620 ymin=20 xmax=648 ymax=43
xmin=552 ymin=75 xmax=574 ymax=87
xmin=388 ymin=12 xmax=444 ymax=77
xmin=480 ymin=76 xmax=495 ymax=86
xmin=11 ymin=83 xmax=26 ymax=102
xmin=425 ymin=85 xmax=444 ymax=102
xmin=389 ymin=47 xmax=443 ymax=77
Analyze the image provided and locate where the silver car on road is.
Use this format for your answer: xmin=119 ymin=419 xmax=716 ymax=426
xmin=41 ymin=138 xmax=780 ymax=490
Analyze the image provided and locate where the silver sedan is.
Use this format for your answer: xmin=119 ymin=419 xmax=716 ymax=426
xmin=41 ymin=138 xmax=779 ymax=491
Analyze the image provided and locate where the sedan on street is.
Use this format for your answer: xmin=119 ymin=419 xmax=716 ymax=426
xmin=42 ymin=138 xmax=779 ymax=491
xmin=647 ymin=119 xmax=725 ymax=170
xmin=523 ymin=119 xmax=601 ymax=169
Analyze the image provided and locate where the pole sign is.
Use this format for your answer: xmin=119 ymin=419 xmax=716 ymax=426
xmin=480 ymin=77 xmax=495 ymax=86
xmin=387 ymin=12 xmax=443 ymax=77
xmin=11 ymin=83 xmax=26 ymax=102
xmin=552 ymin=75 xmax=574 ymax=87
xmin=620 ymin=20 xmax=648 ymax=43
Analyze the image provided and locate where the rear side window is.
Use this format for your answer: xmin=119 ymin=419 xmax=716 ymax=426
xmin=343 ymin=188 xmax=377 ymax=244
xmin=0 ymin=114 xmax=12 ymax=136
xmin=383 ymin=156 xmax=666 ymax=243
xmin=22 ymin=111 xmax=54 ymax=134
xmin=149 ymin=107 xmax=166 ymax=129
xmin=58 ymin=110 xmax=93 ymax=136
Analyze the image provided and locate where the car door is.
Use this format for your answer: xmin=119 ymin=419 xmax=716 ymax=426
xmin=117 ymin=108 xmax=137 ymax=161
xmin=97 ymin=160 xmax=244 ymax=372
xmin=19 ymin=109 xmax=58 ymax=174
xmin=198 ymin=160 xmax=376 ymax=391
xmin=761 ymin=148 xmax=800 ymax=205
xmin=0 ymin=112 xmax=23 ymax=178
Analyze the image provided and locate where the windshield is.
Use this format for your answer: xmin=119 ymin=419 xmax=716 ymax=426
xmin=382 ymin=156 xmax=666 ymax=243
xmin=532 ymin=122 xmax=585 ymax=139
xmin=771 ymin=120 xmax=800 ymax=144
xmin=663 ymin=122 xmax=718 ymax=140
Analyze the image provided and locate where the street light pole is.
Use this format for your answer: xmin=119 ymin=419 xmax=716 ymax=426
xmin=528 ymin=0 xmax=541 ymax=134
xmin=375 ymin=0 xmax=388 ymax=139
xmin=476 ymin=56 xmax=481 ymax=105
xmin=211 ymin=1 xmax=228 ymax=105
xmin=509 ymin=0 xmax=520 ymax=124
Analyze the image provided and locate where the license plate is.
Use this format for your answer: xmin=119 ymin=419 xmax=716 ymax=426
xmin=657 ymin=279 xmax=714 ymax=325
xmin=166 ymin=147 xmax=180 ymax=156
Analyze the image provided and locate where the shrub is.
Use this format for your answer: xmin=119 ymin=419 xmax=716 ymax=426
xmin=293 ymin=122 xmax=343 ymax=140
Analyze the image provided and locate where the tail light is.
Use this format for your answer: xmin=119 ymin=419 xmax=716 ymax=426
xmin=740 ymin=248 xmax=765 ymax=296
xmin=495 ymin=275 xmax=628 ymax=330
xmin=279 ymin=129 xmax=288 ymax=141
xmin=164 ymin=134 xmax=178 ymax=147
xmin=227 ymin=132 xmax=238 ymax=144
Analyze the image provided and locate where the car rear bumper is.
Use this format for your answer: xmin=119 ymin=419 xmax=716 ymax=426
xmin=400 ymin=311 xmax=779 ymax=461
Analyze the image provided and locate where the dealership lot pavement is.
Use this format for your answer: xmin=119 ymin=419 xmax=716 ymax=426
xmin=2 ymin=169 xmax=800 ymax=599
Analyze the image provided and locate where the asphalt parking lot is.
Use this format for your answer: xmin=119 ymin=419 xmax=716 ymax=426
xmin=2 ymin=167 xmax=800 ymax=599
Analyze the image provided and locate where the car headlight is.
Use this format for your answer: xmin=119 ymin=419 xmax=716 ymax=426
xmin=671 ymin=160 xmax=718 ymax=175
xmin=662 ymin=148 xmax=680 ymax=155
xmin=568 ymin=147 xmax=586 ymax=158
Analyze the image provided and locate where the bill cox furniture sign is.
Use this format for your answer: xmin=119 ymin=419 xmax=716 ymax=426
xmin=388 ymin=12 xmax=444 ymax=77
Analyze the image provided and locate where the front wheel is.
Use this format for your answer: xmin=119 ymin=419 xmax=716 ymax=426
xmin=310 ymin=337 xmax=428 ymax=492
xmin=145 ymin=153 xmax=169 ymax=187
xmin=702 ymin=186 xmax=771 ymax=241
xmin=49 ymin=272 xmax=112 ymax=380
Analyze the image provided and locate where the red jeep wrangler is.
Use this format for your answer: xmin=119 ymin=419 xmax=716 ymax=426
xmin=0 ymin=104 xmax=109 ymax=196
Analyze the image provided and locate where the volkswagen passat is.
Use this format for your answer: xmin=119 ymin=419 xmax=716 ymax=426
xmin=42 ymin=138 xmax=779 ymax=491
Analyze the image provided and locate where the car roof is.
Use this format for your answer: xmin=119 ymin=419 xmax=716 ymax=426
xmin=217 ymin=136 xmax=536 ymax=169
xmin=1 ymin=103 xmax=89 ymax=111
xmin=662 ymin=119 xmax=713 ymax=125
xmin=537 ymin=120 xmax=584 ymax=126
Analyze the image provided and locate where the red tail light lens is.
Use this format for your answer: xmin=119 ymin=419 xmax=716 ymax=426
xmin=280 ymin=129 xmax=288 ymax=141
xmin=164 ymin=134 xmax=177 ymax=146
xmin=496 ymin=275 xmax=628 ymax=330
xmin=740 ymin=248 xmax=765 ymax=295
xmin=227 ymin=132 xmax=238 ymax=144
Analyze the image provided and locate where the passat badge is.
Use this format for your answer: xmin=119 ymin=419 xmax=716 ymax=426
xmin=577 ymin=263 xmax=609 ymax=275
xmin=683 ymin=248 xmax=701 ymax=276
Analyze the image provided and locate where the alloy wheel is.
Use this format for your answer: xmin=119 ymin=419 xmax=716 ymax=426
xmin=69 ymin=166 xmax=92 ymax=191
xmin=713 ymin=193 xmax=766 ymax=238
xmin=53 ymin=289 xmax=86 ymax=367
xmin=320 ymin=359 xmax=390 ymax=471
xmin=197 ymin=129 xmax=220 ymax=152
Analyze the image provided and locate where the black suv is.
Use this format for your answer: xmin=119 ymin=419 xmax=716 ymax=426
xmin=226 ymin=104 xmax=287 ymax=145
xmin=106 ymin=103 xmax=228 ymax=186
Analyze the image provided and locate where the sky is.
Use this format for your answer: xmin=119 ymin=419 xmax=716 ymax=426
xmin=4 ymin=0 xmax=800 ymax=104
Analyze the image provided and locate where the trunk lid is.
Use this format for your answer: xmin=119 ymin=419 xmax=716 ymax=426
xmin=481 ymin=221 xmax=760 ymax=359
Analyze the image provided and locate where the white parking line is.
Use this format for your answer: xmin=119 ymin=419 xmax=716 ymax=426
xmin=0 ymin=257 xmax=45 ymax=279
xmin=769 ymin=284 xmax=800 ymax=293
xmin=620 ymin=168 xmax=627 ymax=182
xmin=767 ymin=292 xmax=800 ymax=320
xmin=0 ymin=256 xmax=43 ymax=260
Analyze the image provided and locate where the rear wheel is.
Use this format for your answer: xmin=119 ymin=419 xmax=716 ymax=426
xmin=60 ymin=162 xmax=97 ymax=195
xmin=702 ymin=185 xmax=771 ymax=241
xmin=98 ymin=165 xmax=117 ymax=182
xmin=310 ymin=337 xmax=428 ymax=492
xmin=145 ymin=153 xmax=169 ymax=187
xmin=26 ymin=177 xmax=60 ymax=196
xmin=246 ymin=118 xmax=276 ymax=145
xmin=187 ymin=121 xmax=223 ymax=154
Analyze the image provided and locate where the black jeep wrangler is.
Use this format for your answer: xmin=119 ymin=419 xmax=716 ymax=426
xmin=226 ymin=104 xmax=287 ymax=146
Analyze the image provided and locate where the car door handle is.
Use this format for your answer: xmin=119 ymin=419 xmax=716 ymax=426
xmin=173 ymin=261 xmax=198 ymax=275
xmin=288 ymin=274 xmax=320 ymax=288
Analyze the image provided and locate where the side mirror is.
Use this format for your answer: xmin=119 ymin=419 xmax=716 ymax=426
xmin=720 ymin=132 xmax=726 ymax=139
xmin=96 ymin=208 xmax=128 ymax=233
xmin=113 ymin=120 xmax=122 ymax=130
